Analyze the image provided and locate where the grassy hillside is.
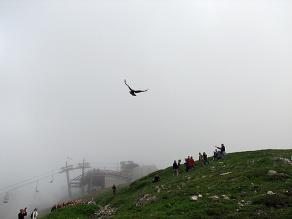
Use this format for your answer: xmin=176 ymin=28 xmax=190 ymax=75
xmin=42 ymin=149 xmax=292 ymax=219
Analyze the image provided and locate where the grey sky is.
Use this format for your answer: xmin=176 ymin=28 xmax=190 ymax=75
xmin=0 ymin=0 xmax=292 ymax=214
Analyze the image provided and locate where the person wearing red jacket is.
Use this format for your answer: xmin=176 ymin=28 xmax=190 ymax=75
xmin=190 ymin=157 xmax=195 ymax=168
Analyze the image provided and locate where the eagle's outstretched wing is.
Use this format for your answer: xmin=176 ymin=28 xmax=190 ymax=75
xmin=134 ymin=89 xmax=149 ymax=93
xmin=124 ymin=80 xmax=134 ymax=91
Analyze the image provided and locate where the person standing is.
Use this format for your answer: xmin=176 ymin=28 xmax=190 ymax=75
xmin=221 ymin=144 xmax=226 ymax=155
xmin=31 ymin=208 xmax=38 ymax=219
xmin=185 ymin=156 xmax=191 ymax=172
xmin=18 ymin=208 xmax=27 ymax=219
xmin=172 ymin=160 xmax=179 ymax=176
xmin=199 ymin=153 xmax=204 ymax=166
xmin=112 ymin=184 xmax=116 ymax=195
xmin=178 ymin=159 xmax=181 ymax=174
xmin=213 ymin=149 xmax=218 ymax=160
xmin=203 ymin=152 xmax=209 ymax=165
xmin=216 ymin=144 xmax=226 ymax=158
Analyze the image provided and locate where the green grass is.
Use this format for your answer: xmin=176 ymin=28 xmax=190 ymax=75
xmin=41 ymin=149 xmax=292 ymax=219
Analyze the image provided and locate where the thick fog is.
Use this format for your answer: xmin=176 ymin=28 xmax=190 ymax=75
xmin=1 ymin=0 xmax=292 ymax=218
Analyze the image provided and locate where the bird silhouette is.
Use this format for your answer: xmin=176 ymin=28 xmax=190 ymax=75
xmin=124 ymin=80 xmax=148 ymax=96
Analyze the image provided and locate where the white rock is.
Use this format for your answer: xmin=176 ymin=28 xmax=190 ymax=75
xmin=238 ymin=203 xmax=244 ymax=207
xmin=220 ymin=172 xmax=232 ymax=176
xmin=222 ymin=194 xmax=230 ymax=200
xmin=278 ymin=157 xmax=292 ymax=165
xmin=267 ymin=191 xmax=276 ymax=195
xmin=209 ymin=195 xmax=219 ymax=200
xmin=267 ymin=170 xmax=278 ymax=176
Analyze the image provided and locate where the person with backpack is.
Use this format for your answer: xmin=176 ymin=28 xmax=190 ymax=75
xmin=152 ymin=175 xmax=160 ymax=183
xmin=31 ymin=208 xmax=38 ymax=219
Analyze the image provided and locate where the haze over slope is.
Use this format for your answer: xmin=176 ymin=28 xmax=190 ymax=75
xmin=43 ymin=149 xmax=292 ymax=219
xmin=0 ymin=0 xmax=292 ymax=218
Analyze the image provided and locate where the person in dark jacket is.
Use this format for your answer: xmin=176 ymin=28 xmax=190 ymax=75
xmin=173 ymin=160 xmax=179 ymax=176
xmin=216 ymin=144 xmax=226 ymax=158
xmin=203 ymin=152 xmax=209 ymax=165
xmin=199 ymin=153 xmax=204 ymax=166
xmin=18 ymin=208 xmax=27 ymax=219
xmin=152 ymin=175 xmax=160 ymax=183
xmin=51 ymin=205 xmax=57 ymax=212
xmin=112 ymin=184 xmax=116 ymax=195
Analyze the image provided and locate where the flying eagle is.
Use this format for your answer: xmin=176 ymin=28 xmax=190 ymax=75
xmin=124 ymin=80 xmax=149 ymax=96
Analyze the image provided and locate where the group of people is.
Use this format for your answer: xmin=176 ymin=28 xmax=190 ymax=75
xmin=198 ymin=152 xmax=209 ymax=166
xmin=172 ymin=144 xmax=227 ymax=176
xmin=185 ymin=156 xmax=196 ymax=172
xmin=172 ymin=160 xmax=181 ymax=176
xmin=213 ymin=144 xmax=226 ymax=160
xmin=18 ymin=208 xmax=38 ymax=219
